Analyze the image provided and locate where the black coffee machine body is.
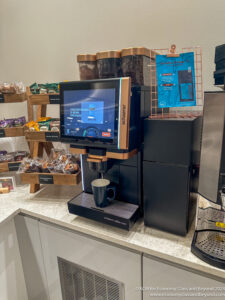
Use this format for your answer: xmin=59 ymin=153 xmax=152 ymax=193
xmin=191 ymin=91 xmax=225 ymax=269
xmin=60 ymin=78 xmax=150 ymax=230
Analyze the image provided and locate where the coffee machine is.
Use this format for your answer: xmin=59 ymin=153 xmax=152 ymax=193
xmin=60 ymin=78 xmax=150 ymax=230
xmin=191 ymin=91 xmax=225 ymax=269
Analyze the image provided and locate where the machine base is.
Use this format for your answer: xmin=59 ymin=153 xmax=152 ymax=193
xmin=68 ymin=192 xmax=139 ymax=230
xmin=191 ymin=230 xmax=225 ymax=270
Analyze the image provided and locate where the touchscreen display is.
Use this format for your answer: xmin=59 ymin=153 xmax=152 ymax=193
xmin=63 ymin=88 xmax=116 ymax=139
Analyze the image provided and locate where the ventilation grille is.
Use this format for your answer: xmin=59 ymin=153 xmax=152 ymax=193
xmin=58 ymin=257 xmax=124 ymax=300
xmin=194 ymin=230 xmax=225 ymax=260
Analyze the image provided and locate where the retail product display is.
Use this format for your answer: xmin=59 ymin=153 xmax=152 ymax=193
xmin=0 ymin=116 xmax=26 ymax=128
xmin=121 ymin=47 xmax=151 ymax=86
xmin=19 ymin=150 xmax=80 ymax=174
xmin=0 ymin=151 xmax=28 ymax=163
xmin=96 ymin=50 xmax=122 ymax=79
xmin=77 ymin=54 xmax=99 ymax=80
xmin=0 ymin=82 xmax=25 ymax=94
xmin=29 ymin=82 xmax=59 ymax=94
xmin=25 ymin=118 xmax=60 ymax=132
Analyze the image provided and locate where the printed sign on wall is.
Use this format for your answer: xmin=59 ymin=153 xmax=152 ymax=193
xmin=156 ymin=52 xmax=196 ymax=108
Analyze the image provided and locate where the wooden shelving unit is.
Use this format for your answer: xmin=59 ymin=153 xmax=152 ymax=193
xmin=0 ymin=161 xmax=21 ymax=173
xmin=0 ymin=93 xmax=27 ymax=175
xmin=0 ymin=126 xmax=25 ymax=138
xmin=25 ymin=87 xmax=80 ymax=193
xmin=21 ymin=172 xmax=81 ymax=186
xmin=0 ymin=92 xmax=27 ymax=103
xmin=25 ymin=130 xmax=60 ymax=142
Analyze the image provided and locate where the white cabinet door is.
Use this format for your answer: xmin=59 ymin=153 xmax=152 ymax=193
xmin=39 ymin=221 xmax=142 ymax=300
xmin=143 ymin=255 xmax=225 ymax=300
xmin=0 ymin=219 xmax=28 ymax=300
xmin=15 ymin=215 xmax=49 ymax=300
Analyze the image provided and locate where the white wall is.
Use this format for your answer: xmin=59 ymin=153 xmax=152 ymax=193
xmin=0 ymin=0 xmax=224 ymax=148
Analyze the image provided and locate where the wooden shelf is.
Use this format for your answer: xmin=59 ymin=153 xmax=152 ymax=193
xmin=28 ymin=93 xmax=60 ymax=105
xmin=25 ymin=130 xmax=60 ymax=142
xmin=0 ymin=126 xmax=25 ymax=138
xmin=0 ymin=93 xmax=27 ymax=103
xmin=69 ymin=147 xmax=138 ymax=160
xmin=0 ymin=161 xmax=21 ymax=173
xmin=20 ymin=171 xmax=81 ymax=186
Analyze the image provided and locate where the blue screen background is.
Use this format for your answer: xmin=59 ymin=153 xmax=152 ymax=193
xmin=63 ymin=88 xmax=116 ymax=139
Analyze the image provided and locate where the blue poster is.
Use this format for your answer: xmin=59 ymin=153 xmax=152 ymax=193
xmin=156 ymin=52 xmax=196 ymax=108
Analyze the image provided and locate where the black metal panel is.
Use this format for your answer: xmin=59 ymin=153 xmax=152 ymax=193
xmin=144 ymin=118 xmax=195 ymax=165
xmin=82 ymin=151 xmax=142 ymax=207
xmin=143 ymin=162 xmax=190 ymax=236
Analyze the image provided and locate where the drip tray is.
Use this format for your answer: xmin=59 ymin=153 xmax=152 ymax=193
xmin=68 ymin=192 xmax=140 ymax=230
xmin=192 ymin=230 xmax=225 ymax=269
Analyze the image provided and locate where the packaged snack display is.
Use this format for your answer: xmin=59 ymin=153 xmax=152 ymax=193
xmin=0 ymin=153 xmax=14 ymax=163
xmin=50 ymin=120 xmax=60 ymax=132
xmin=77 ymin=54 xmax=99 ymax=80
xmin=0 ymin=151 xmax=7 ymax=156
xmin=96 ymin=50 xmax=122 ymax=79
xmin=19 ymin=150 xmax=80 ymax=175
xmin=25 ymin=118 xmax=59 ymax=132
xmin=30 ymin=83 xmax=59 ymax=94
xmin=0 ymin=116 xmax=26 ymax=128
xmin=0 ymin=151 xmax=28 ymax=163
xmin=121 ymin=47 xmax=151 ymax=86
xmin=0 ymin=82 xmax=25 ymax=94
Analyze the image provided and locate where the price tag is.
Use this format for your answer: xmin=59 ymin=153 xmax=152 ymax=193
xmin=45 ymin=131 xmax=60 ymax=141
xmin=39 ymin=174 xmax=54 ymax=184
xmin=49 ymin=94 xmax=60 ymax=104
xmin=8 ymin=162 xmax=21 ymax=171
xmin=0 ymin=129 xmax=5 ymax=138
xmin=0 ymin=94 xmax=4 ymax=103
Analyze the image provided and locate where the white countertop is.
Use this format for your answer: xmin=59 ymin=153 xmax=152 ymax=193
xmin=1 ymin=184 xmax=225 ymax=280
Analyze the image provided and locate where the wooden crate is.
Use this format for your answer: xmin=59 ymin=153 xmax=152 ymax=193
xmin=0 ymin=126 xmax=25 ymax=138
xmin=20 ymin=171 xmax=81 ymax=186
xmin=25 ymin=130 xmax=60 ymax=142
xmin=29 ymin=93 xmax=60 ymax=105
xmin=2 ymin=93 xmax=27 ymax=103
xmin=0 ymin=161 xmax=21 ymax=173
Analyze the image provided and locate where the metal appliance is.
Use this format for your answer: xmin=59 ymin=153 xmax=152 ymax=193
xmin=60 ymin=78 xmax=150 ymax=230
xmin=191 ymin=91 xmax=225 ymax=269
xmin=143 ymin=116 xmax=202 ymax=236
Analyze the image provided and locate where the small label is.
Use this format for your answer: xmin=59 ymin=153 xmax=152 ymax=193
xmin=45 ymin=131 xmax=60 ymax=141
xmin=49 ymin=94 xmax=60 ymax=104
xmin=39 ymin=174 xmax=54 ymax=184
xmin=0 ymin=94 xmax=4 ymax=103
xmin=0 ymin=129 xmax=5 ymax=138
xmin=216 ymin=222 xmax=225 ymax=229
xmin=8 ymin=162 xmax=21 ymax=171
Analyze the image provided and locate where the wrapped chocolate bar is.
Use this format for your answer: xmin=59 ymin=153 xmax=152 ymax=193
xmin=0 ymin=119 xmax=14 ymax=128
xmin=50 ymin=120 xmax=60 ymax=132
xmin=19 ymin=158 xmax=43 ymax=173
xmin=64 ymin=162 xmax=80 ymax=174
xmin=0 ymin=153 xmax=14 ymax=163
xmin=14 ymin=116 xmax=26 ymax=127
xmin=0 ymin=151 xmax=7 ymax=156
xmin=13 ymin=151 xmax=28 ymax=161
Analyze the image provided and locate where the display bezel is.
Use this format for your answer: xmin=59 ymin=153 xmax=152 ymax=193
xmin=60 ymin=79 xmax=120 ymax=146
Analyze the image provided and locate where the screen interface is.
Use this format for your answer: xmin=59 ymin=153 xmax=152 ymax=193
xmin=63 ymin=88 xmax=116 ymax=139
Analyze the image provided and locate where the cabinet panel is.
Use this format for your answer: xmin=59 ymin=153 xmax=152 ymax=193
xmin=143 ymin=255 xmax=225 ymax=300
xmin=39 ymin=222 xmax=142 ymax=300
xmin=0 ymin=219 xmax=28 ymax=300
xmin=15 ymin=215 xmax=49 ymax=300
